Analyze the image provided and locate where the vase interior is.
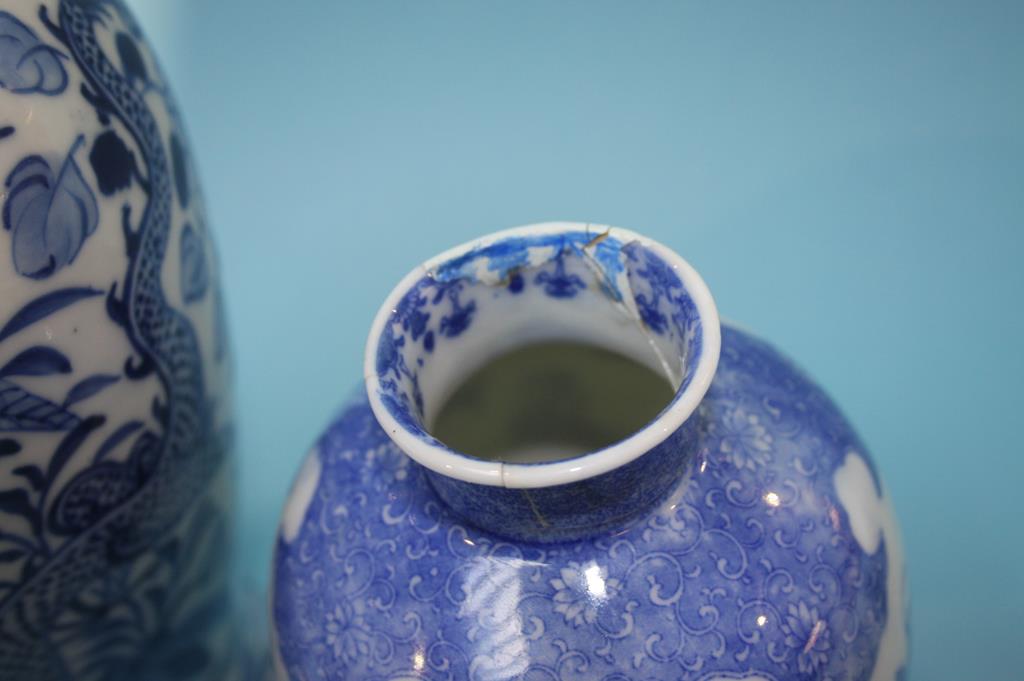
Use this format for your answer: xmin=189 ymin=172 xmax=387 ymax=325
xmin=367 ymin=224 xmax=719 ymax=488
xmin=431 ymin=339 xmax=677 ymax=463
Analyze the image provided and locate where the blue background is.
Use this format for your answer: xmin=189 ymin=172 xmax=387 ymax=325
xmin=127 ymin=1 xmax=1022 ymax=678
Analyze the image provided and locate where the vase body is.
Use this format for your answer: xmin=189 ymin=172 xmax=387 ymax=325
xmin=271 ymin=224 xmax=907 ymax=681
xmin=0 ymin=2 xmax=235 ymax=679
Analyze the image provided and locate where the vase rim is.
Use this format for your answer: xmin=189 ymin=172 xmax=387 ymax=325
xmin=364 ymin=221 xmax=721 ymax=489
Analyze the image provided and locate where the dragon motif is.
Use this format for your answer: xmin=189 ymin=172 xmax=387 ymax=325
xmin=0 ymin=1 xmax=228 ymax=678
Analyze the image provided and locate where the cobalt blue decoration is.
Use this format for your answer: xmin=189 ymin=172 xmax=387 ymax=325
xmin=88 ymin=128 xmax=136 ymax=196
xmin=0 ymin=345 xmax=72 ymax=378
xmin=3 ymin=136 xmax=99 ymax=279
xmin=180 ymin=222 xmax=209 ymax=304
xmin=0 ymin=10 xmax=67 ymax=95
xmin=273 ymin=223 xmax=907 ymax=681
xmin=0 ymin=1 xmax=237 ymax=679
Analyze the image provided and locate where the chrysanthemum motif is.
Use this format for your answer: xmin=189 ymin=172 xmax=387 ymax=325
xmin=324 ymin=601 xmax=373 ymax=667
xmin=718 ymin=406 xmax=773 ymax=470
xmin=550 ymin=562 xmax=620 ymax=628
xmin=783 ymin=601 xmax=831 ymax=674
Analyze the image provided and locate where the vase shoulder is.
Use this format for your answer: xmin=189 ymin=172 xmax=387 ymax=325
xmin=273 ymin=324 xmax=907 ymax=681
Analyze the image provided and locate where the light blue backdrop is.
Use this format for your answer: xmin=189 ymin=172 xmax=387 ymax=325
xmin=128 ymin=1 xmax=1023 ymax=679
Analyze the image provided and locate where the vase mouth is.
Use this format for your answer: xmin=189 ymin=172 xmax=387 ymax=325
xmin=364 ymin=222 xmax=720 ymax=489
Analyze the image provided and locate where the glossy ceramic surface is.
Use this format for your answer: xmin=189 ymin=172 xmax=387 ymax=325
xmin=272 ymin=225 xmax=907 ymax=681
xmin=366 ymin=225 xmax=718 ymax=542
xmin=0 ymin=1 xmax=234 ymax=678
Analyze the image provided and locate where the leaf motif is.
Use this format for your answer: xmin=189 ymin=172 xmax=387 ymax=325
xmin=179 ymin=223 xmax=208 ymax=304
xmin=3 ymin=155 xmax=51 ymax=234
xmin=0 ymin=378 xmax=80 ymax=431
xmin=0 ymin=346 xmax=71 ymax=378
xmin=62 ymin=373 xmax=119 ymax=407
xmin=46 ymin=415 xmax=104 ymax=483
xmin=3 ymin=136 xmax=100 ymax=279
xmin=0 ymin=438 xmax=20 ymax=456
xmin=0 ymin=11 xmax=68 ymax=95
xmin=0 ymin=286 xmax=102 ymax=343
xmin=0 ymin=489 xmax=38 ymax=531
xmin=12 ymin=465 xmax=44 ymax=491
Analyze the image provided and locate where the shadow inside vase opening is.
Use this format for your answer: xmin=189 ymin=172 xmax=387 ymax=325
xmin=367 ymin=224 xmax=718 ymax=488
xmin=430 ymin=340 xmax=677 ymax=463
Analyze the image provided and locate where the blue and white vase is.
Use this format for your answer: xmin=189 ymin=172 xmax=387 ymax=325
xmin=0 ymin=1 xmax=236 ymax=679
xmin=272 ymin=223 xmax=908 ymax=681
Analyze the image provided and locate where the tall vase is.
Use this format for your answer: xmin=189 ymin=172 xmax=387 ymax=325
xmin=0 ymin=1 xmax=235 ymax=679
xmin=271 ymin=223 xmax=908 ymax=681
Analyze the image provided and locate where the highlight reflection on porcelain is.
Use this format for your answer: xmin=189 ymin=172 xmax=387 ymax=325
xmin=272 ymin=223 xmax=907 ymax=681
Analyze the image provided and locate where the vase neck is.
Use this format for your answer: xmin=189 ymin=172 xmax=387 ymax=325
xmin=365 ymin=223 xmax=720 ymax=542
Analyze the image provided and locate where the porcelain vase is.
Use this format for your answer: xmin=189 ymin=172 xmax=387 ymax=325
xmin=0 ymin=1 xmax=236 ymax=679
xmin=272 ymin=223 xmax=907 ymax=681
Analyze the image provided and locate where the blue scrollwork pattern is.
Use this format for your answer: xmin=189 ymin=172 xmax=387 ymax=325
xmin=273 ymin=325 xmax=907 ymax=681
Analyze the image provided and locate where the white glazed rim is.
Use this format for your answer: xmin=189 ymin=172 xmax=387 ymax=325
xmin=364 ymin=222 xmax=721 ymax=489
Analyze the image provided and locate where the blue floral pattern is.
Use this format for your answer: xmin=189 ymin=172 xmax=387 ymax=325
xmin=534 ymin=252 xmax=586 ymax=298
xmin=324 ymin=602 xmax=375 ymax=668
xmin=273 ymin=326 xmax=907 ymax=681
xmin=373 ymin=231 xmax=706 ymax=463
xmin=3 ymin=136 xmax=99 ymax=279
xmin=713 ymin=405 xmax=773 ymax=471
xmin=0 ymin=11 xmax=67 ymax=95
xmin=366 ymin=228 xmax=714 ymax=543
xmin=0 ymin=2 xmax=235 ymax=679
xmin=551 ymin=562 xmax=622 ymax=628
